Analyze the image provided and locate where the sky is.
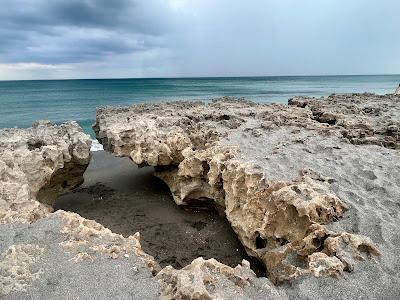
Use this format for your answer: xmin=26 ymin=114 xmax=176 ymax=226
xmin=0 ymin=0 xmax=399 ymax=80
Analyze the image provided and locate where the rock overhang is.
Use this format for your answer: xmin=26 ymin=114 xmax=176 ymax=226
xmin=93 ymin=94 xmax=400 ymax=290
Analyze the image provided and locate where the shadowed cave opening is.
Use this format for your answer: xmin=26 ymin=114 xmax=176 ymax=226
xmin=54 ymin=151 xmax=266 ymax=276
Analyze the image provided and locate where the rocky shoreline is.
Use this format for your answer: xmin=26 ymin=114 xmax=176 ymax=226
xmin=1 ymin=93 xmax=399 ymax=299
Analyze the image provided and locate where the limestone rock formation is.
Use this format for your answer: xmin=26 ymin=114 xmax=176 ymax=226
xmin=288 ymin=93 xmax=400 ymax=148
xmin=0 ymin=211 xmax=161 ymax=298
xmin=157 ymin=257 xmax=285 ymax=300
xmin=1 ymin=93 xmax=399 ymax=299
xmin=94 ymin=94 xmax=400 ymax=290
xmin=0 ymin=122 xmax=162 ymax=298
xmin=0 ymin=121 xmax=91 ymax=224
xmin=0 ymin=119 xmax=277 ymax=299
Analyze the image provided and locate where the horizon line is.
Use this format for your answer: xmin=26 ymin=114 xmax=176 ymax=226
xmin=0 ymin=73 xmax=400 ymax=82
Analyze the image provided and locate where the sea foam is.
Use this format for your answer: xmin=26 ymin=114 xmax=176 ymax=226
xmin=90 ymin=139 xmax=104 ymax=151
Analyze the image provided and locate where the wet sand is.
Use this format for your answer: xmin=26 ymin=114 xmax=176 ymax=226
xmin=55 ymin=151 xmax=263 ymax=273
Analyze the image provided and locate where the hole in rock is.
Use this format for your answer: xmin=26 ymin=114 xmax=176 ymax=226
xmin=255 ymin=233 xmax=267 ymax=249
xmin=219 ymin=114 xmax=231 ymax=120
xmin=27 ymin=140 xmax=46 ymax=150
xmin=54 ymin=151 xmax=265 ymax=276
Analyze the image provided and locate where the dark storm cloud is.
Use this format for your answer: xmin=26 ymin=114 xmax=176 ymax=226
xmin=0 ymin=0 xmax=173 ymax=64
xmin=3 ymin=0 xmax=168 ymax=34
xmin=47 ymin=0 xmax=135 ymax=28
xmin=1 ymin=0 xmax=399 ymax=79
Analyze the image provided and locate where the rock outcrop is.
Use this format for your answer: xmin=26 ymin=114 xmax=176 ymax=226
xmin=94 ymin=94 xmax=400 ymax=288
xmin=157 ymin=257 xmax=285 ymax=300
xmin=0 ymin=211 xmax=161 ymax=298
xmin=288 ymin=93 xmax=399 ymax=149
xmin=0 ymin=122 xmax=162 ymax=298
xmin=0 ymin=121 xmax=92 ymax=224
xmin=2 ymin=92 xmax=399 ymax=299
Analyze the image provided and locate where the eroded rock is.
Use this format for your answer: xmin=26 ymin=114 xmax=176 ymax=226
xmin=0 ymin=122 xmax=162 ymax=298
xmin=0 ymin=121 xmax=91 ymax=223
xmin=57 ymin=210 xmax=160 ymax=274
xmin=0 ymin=211 xmax=161 ymax=298
xmin=94 ymin=94 xmax=400 ymax=286
xmin=156 ymin=257 xmax=285 ymax=300
xmin=289 ymin=93 xmax=400 ymax=148
xmin=2 ymin=94 xmax=396 ymax=299
xmin=0 ymin=244 xmax=45 ymax=295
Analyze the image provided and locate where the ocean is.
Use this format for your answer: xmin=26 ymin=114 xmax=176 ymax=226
xmin=1 ymin=75 xmax=399 ymax=138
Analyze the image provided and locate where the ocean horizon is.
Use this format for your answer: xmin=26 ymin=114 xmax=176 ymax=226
xmin=1 ymin=74 xmax=399 ymax=138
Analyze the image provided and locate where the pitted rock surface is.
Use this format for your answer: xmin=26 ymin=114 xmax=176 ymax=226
xmin=0 ymin=121 xmax=280 ymax=299
xmin=0 ymin=122 xmax=160 ymax=299
xmin=1 ymin=93 xmax=399 ymax=299
xmin=94 ymin=94 xmax=400 ymax=296
xmin=0 ymin=211 xmax=161 ymax=298
xmin=0 ymin=121 xmax=92 ymax=224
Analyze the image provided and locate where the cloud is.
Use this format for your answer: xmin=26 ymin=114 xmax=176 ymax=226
xmin=0 ymin=0 xmax=399 ymax=80
xmin=0 ymin=0 xmax=177 ymax=65
xmin=168 ymin=0 xmax=400 ymax=77
xmin=0 ymin=0 xmax=172 ymax=33
xmin=0 ymin=63 xmax=72 ymax=70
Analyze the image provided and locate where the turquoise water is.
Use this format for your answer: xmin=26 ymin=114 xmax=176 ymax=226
xmin=0 ymin=75 xmax=399 ymax=137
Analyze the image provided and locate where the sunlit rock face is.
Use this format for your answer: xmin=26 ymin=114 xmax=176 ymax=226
xmin=94 ymin=94 xmax=400 ymax=286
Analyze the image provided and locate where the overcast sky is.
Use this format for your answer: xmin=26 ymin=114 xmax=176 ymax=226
xmin=0 ymin=0 xmax=399 ymax=80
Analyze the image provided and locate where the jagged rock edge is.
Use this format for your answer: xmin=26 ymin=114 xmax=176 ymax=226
xmin=0 ymin=121 xmax=161 ymax=294
xmin=93 ymin=96 xmax=382 ymax=287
